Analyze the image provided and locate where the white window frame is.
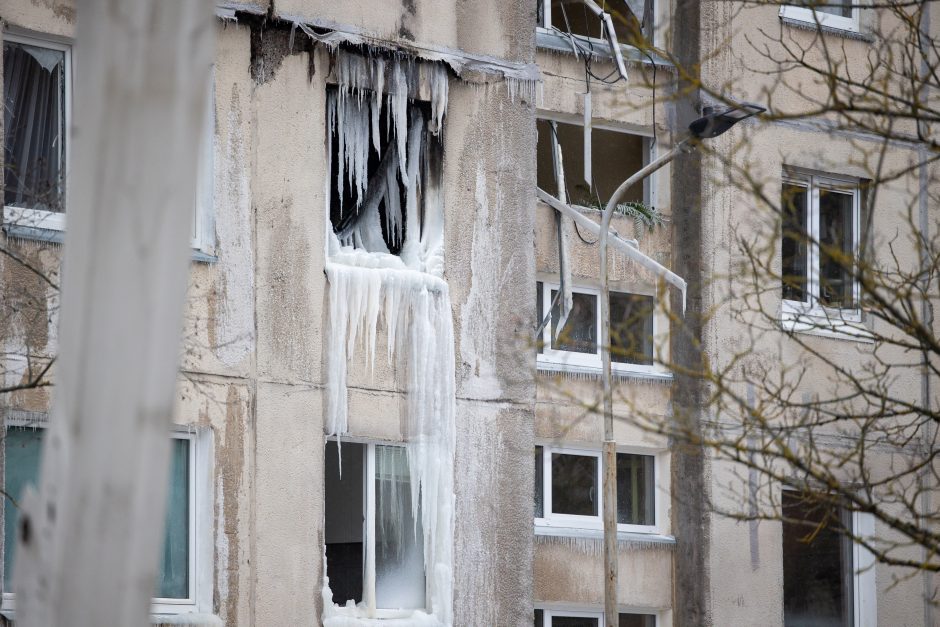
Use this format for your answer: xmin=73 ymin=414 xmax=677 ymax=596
xmin=537 ymin=0 xmax=660 ymax=47
xmin=779 ymin=3 xmax=860 ymax=33
xmin=535 ymin=607 xmax=660 ymax=627
xmin=535 ymin=443 xmax=662 ymax=535
xmin=780 ymin=489 xmax=877 ymax=627
xmin=324 ymin=438 xmax=428 ymax=620
xmin=537 ymin=281 xmax=666 ymax=377
xmin=0 ymin=421 xmax=212 ymax=617
xmin=1 ymin=31 xmax=72 ymax=233
xmin=780 ymin=170 xmax=865 ymax=336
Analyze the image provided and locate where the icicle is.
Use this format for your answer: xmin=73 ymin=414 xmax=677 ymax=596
xmin=383 ymin=147 xmax=403 ymax=247
xmin=389 ymin=59 xmax=409 ymax=184
xmin=427 ymin=64 xmax=449 ymax=136
xmin=371 ymin=58 xmax=386 ymax=155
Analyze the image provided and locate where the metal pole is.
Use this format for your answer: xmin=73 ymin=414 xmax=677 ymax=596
xmin=598 ymin=140 xmax=689 ymax=626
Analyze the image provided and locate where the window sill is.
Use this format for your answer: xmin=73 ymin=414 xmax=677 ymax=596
xmin=537 ymin=359 xmax=673 ymax=383
xmin=0 ymin=610 xmax=221 ymax=625
xmin=778 ymin=16 xmax=873 ymax=42
xmin=535 ymin=28 xmax=671 ymax=69
xmin=780 ymin=309 xmax=873 ymax=343
xmin=534 ymin=523 xmax=675 ymax=546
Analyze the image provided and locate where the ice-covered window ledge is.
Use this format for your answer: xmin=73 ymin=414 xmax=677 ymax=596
xmin=535 ymin=28 xmax=672 ymax=69
xmin=537 ymin=360 xmax=673 ymax=384
xmin=780 ymin=308 xmax=874 ymax=344
xmin=0 ymin=611 xmax=222 ymax=626
xmin=534 ymin=524 xmax=675 ymax=547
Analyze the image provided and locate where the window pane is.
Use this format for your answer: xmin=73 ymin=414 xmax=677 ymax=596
xmin=324 ymin=441 xmax=365 ymax=606
xmin=818 ymin=189 xmax=855 ymax=308
xmin=3 ymin=428 xmax=44 ymax=587
xmin=552 ymin=617 xmax=600 ymax=627
xmin=375 ymin=445 xmax=425 ymax=610
xmin=535 ymin=446 xmax=544 ymax=518
xmin=3 ymin=42 xmax=65 ymax=213
xmin=619 ymin=614 xmax=657 ymax=627
xmin=537 ymin=282 xmax=544 ymax=354
xmin=551 ymin=290 xmax=597 ymax=354
xmin=551 ymin=453 xmax=598 ymax=516
xmin=610 ymin=293 xmax=654 ymax=365
xmin=535 ymin=608 xmax=545 ymax=627
xmin=782 ymin=491 xmax=854 ymax=627
xmin=781 ymin=183 xmax=809 ymax=302
xmin=156 ymin=438 xmax=190 ymax=599
xmin=617 ymin=453 xmax=655 ymax=525
xmin=806 ymin=1 xmax=853 ymax=17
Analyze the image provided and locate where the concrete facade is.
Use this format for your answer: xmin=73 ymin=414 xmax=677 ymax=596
xmin=0 ymin=0 xmax=935 ymax=626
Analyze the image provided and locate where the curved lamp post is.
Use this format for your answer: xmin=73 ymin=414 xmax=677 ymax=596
xmin=599 ymin=102 xmax=764 ymax=627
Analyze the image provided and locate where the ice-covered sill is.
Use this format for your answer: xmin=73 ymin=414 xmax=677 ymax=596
xmin=537 ymin=360 xmax=673 ymax=383
xmin=780 ymin=311 xmax=873 ymax=344
xmin=535 ymin=28 xmax=672 ymax=69
xmin=534 ymin=524 xmax=675 ymax=546
xmin=324 ymin=607 xmax=443 ymax=626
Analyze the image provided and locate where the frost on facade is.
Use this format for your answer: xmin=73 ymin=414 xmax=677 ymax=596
xmin=321 ymin=48 xmax=455 ymax=626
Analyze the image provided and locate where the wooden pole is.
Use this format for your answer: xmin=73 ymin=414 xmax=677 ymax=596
xmin=14 ymin=1 xmax=215 ymax=624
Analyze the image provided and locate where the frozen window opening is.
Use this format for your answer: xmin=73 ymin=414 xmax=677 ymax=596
xmin=326 ymin=59 xmax=446 ymax=275
xmin=323 ymin=440 xmax=426 ymax=615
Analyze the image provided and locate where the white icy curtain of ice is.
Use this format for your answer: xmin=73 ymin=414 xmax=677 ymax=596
xmin=326 ymin=51 xmax=447 ymax=277
xmin=323 ymin=264 xmax=456 ymax=627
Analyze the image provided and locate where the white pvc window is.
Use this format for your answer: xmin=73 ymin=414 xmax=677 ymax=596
xmin=780 ymin=170 xmax=862 ymax=325
xmin=534 ymin=444 xmax=659 ymax=534
xmin=781 ymin=490 xmax=876 ymax=627
xmin=534 ymin=608 xmax=658 ymax=627
xmin=324 ymin=440 xmax=426 ymax=617
xmin=0 ymin=423 xmax=207 ymax=616
xmin=537 ymin=282 xmax=662 ymax=375
xmin=2 ymin=32 xmax=70 ymax=232
xmin=779 ymin=3 xmax=859 ymax=33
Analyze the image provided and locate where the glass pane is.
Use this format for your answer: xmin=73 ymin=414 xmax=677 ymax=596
xmin=551 ymin=453 xmax=598 ymax=516
xmin=375 ymin=445 xmax=426 ymax=610
xmin=619 ymin=614 xmax=657 ymax=627
xmin=552 ymin=617 xmax=600 ymax=627
xmin=535 ymin=608 xmax=545 ymax=627
xmin=324 ymin=441 xmax=365 ymax=606
xmin=537 ymin=282 xmax=544 ymax=354
xmin=535 ymin=446 xmax=544 ymax=518
xmin=617 ymin=453 xmax=655 ymax=525
xmin=610 ymin=293 xmax=654 ymax=365
xmin=781 ymin=183 xmax=809 ymax=302
xmin=551 ymin=290 xmax=597 ymax=354
xmin=818 ymin=189 xmax=855 ymax=308
xmin=815 ymin=2 xmax=853 ymax=17
xmin=782 ymin=491 xmax=854 ymax=627
xmin=3 ymin=427 xmax=44 ymax=588
xmin=3 ymin=42 xmax=65 ymax=213
xmin=156 ymin=438 xmax=190 ymax=599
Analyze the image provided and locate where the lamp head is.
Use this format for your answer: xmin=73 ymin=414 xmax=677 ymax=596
xmin=688 ymin=102 xmax=766 ymax=139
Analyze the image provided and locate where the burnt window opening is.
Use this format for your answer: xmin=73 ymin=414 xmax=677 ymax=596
xmin=539 ymin=0 xmax=642 ymax=43
xmin=327 ymin=85 xmax=443 ymax=259
xmin=536 ymin=119 xmax=649 ymax=211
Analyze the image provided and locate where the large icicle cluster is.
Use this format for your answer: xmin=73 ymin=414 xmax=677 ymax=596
xmin=323 ymin=263 xmax=456 ymax=627
xmin=327 ymin=52 xmax=448 ymax=275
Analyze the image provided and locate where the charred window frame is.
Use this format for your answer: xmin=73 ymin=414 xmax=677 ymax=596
xmin=536 ymin=117 xmax=655 ymax=211
xmin=534 ymin=444 xmax=659 ymax=534
xmin=323 ymin=439 xmax=427 ymax=616
xmin=780 ymin=170 xmax=862 ymax=326
xmin=781 ymin=490 xmax=876 ymax=627
xmin=537 ymin=281 xmax=660 ymax=374
xmin=534 ymin=607 xmax=658 ymax=626
xmin=326 ymin=85 xmax=443 ymax=266
xmin=779 ymin=2 xmax=860 ymax=33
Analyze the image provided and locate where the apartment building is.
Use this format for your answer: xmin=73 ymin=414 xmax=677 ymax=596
xmin=0 ymin=0 xmax=935 ymax=625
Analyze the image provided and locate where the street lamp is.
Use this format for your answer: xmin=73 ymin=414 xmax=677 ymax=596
xmin=598 ymin=101 xmax=764 ymax=627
